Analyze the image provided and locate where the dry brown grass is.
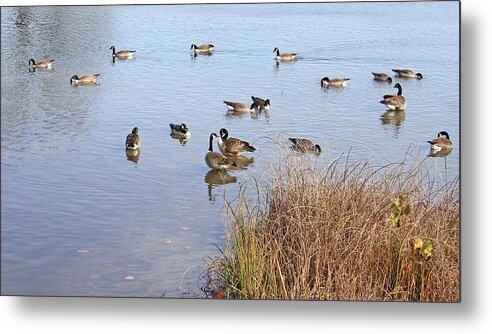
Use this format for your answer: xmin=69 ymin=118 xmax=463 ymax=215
xmin=203 ymin=148 xmax=460 ymax=301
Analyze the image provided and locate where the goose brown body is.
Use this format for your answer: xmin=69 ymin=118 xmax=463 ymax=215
xmin=392 ymin=69 xmax=423 ymax=79
xmin=169 ymin=123 xmax=191 ymax=138
xmin=70 ymin=73 xmax=100 ymax=85
xmin=218 ymin=128 xmax=256 ymax=157
xmin=288 ymin=138 xmax=322 ymax=155
xmin=223 ymin=101 xmax=254 ymax=113
xmin=427 ymin=131 xmax=453 ymax=151
xmin=29 ymin=58 xmax=54 ymax=68
xmin=273 ymin=47 xmax=297 ymax=61
xmin=380 ymin=83 xmax=407 ymax=110
xmin=321 ymin=77 xmax=350 ymax=87
xmin=191 ymin=44 xmax=215 ymax=53
xmin=110 ymin=46 xmax=136 ymax=58
xmin=372 ymin=72 xmax=392 ymax=82
xmin=126 ymin=127 xmax=140 ymax=150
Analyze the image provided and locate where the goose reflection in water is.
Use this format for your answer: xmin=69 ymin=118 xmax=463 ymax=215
xmin=250 ymin=110 xmax=270 ymax=122
xmin=226 ymin=109 xmax=256 ymax=118
xmin=71 ymin=81 xmax=99 ymax=87
xmin=427 ymin=147 xmax=453 ymax=177
xmin=170 ymin=133 xmax=189 ymax=146
xmin=226 ymin=109 xmax=269 ymax=122
xmin=28 ymin=67 xmax=53 ymax=74
xmin=204 ymin=170 xmax=237 ymax=202
xmin=275 ymin=58 xmax=297 ymax=66
xmin=126 ymin=148 xmax=140 ymax=164
xmin=380 ymin=110 xmax=406 ymax=137
xmin=191 ymin=51 xmax=213 ymax=60
xmin=230 ymin=155 xmax=255 ymax=170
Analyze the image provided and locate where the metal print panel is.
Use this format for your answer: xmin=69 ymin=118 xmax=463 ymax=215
xmin=1 ymin=1 xmax=460 ymax=301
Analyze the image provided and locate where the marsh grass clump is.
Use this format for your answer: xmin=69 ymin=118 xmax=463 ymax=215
xmin=203 ymin=148 xmax=459 ymax=301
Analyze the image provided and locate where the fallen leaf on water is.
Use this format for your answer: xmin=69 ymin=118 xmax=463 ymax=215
xmin=163 ymin=238 xmax=173 ymax=244
xmin=125 ymin=275 xmax=135 ymax=281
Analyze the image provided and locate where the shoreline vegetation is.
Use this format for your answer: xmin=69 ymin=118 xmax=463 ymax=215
xmin=202 ymin=147 xmax=459 ymax=301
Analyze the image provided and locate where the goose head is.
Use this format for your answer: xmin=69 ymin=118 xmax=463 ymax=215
xmin=219 ymin=128 xmax=229 ymax=140
xmin=437 ymin=131 xmax=450 ymax=140
xmin=314 ymin=144 xmax=322 ymax=155
xmin=70 ymin=75 xmax=79 ymax=84
xmin=416 ymin=73 xmax=423 ymax=79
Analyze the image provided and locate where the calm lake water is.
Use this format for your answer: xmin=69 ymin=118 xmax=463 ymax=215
xmin=1 ymin=2 xmax=459 ymax=297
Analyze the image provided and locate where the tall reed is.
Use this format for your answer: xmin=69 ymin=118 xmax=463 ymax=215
xmin=203 ymin=149 xmax=460 ymax=301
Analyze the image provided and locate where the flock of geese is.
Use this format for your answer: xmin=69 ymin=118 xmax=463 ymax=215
xmin=29 ymin=43 xmax=453 ymax=172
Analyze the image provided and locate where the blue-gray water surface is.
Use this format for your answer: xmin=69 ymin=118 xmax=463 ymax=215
xmin=1 ymin=2 xmax=459 ymax=297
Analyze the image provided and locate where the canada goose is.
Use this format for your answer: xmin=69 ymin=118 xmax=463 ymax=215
xmin=70 ymin=73 xmax=100 ymax=85
xmin=29 ymin=58 xmax=54 ymax=69
xmin=380 ymin=83 xmax=407 ymax=110
xmin=427 ymin=131 xmax=453 ymax=151
xmin=169 ymin=123 xmax=191 ymax=138
xmin=321 ymin=77 xmax=350 ymax=87
xmin=251 ymin=96 xmax=271 ymax=111
xmin=205 ymin=133 xmax=237 ymax=170
xmin=372 ymin=72 xmax=392 ymax=83
xmin=109 ymin=46 xmax=136 ymax=58
xmin=392 ymin=69 xmax=423 ymax=79
xmin=223 ymin=101 xmax=255 ymax=113
xmin=289 ymin=138 xmax=322 ymax=155
xmin=273 ymin=47 xmax=297 ymax=61
xmin=191 ymin=44 xmax=214 ymax=53
xmin=125 ymin=127 xmax=140 ymax=150
xmin=218 ymin=128 xmax=256 ymax=157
